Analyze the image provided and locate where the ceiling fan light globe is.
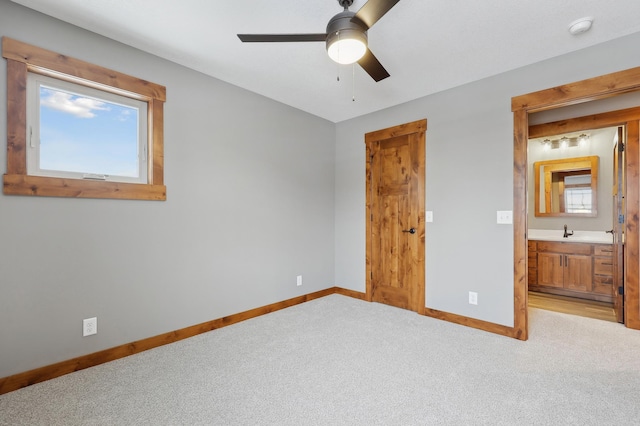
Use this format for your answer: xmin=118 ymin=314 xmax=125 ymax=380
xmin=327 ymin=38 xmax=367 ymax=64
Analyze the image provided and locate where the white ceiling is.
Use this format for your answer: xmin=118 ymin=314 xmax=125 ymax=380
xmin=11 ymin=0 xmax=640 ymax=123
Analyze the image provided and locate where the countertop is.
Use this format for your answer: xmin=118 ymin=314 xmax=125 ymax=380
xmin=528 ymin=229 xmax=613 ymax=244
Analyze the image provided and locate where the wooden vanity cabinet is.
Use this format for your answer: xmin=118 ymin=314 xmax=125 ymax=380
xmin=592 ymin=245 xmax=614 ymax=296
xmin=527 ymin=241 xmax=537 ymax=287
xmin=528 ymin=240 xmax=613 ymax=303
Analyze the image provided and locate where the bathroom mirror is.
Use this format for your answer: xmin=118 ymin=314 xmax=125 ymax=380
xmin=534 ymin=156 xmax=598 ymax=217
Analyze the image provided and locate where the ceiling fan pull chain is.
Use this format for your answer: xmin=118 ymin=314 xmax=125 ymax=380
xmin=335 ymin=32 xmax=343 ymax=84
xmin=338 ymin=31 xmax=342 ymax=82
xmin=352 ymin=63 xmax=356 ymax=102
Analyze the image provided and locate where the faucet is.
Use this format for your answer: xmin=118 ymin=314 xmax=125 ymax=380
xmin=563 ymin=224 xmax=574 ymax=238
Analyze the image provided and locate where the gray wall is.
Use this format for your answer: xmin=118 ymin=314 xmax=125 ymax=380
xmin=0 ymin=1 xmax=335 ymax=378
xmin=335 ymin=32 xmax=640 ymax=327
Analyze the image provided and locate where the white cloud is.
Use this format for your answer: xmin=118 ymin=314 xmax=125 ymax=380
xmin=41 ymin=89 xmax=109 ymax=118
xmin=118 ymin=109 xmax=132 ymax=122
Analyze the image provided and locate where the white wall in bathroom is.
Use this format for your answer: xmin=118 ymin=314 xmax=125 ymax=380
xmin=528 ymin=127 xmax=616 ymax=231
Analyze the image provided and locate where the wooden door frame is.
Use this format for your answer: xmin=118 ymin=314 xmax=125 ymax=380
xmin=513 ymin=68 xmax=640 ymax=339
xmin=365 ymin=119 xmax=427 ymax=314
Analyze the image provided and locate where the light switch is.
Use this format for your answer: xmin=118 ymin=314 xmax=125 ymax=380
xmin=497 ymin=210 xmax=513 ymax=224
xmin=426 ymin=211 xmax=433 ymax=223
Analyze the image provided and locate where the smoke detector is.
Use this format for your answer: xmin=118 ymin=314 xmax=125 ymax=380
xmin=568 ymin=17 xmax=593 ymax=35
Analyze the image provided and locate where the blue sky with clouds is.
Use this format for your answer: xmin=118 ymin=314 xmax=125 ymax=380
xmin=39 ymin=85 xmax=140 ymax=177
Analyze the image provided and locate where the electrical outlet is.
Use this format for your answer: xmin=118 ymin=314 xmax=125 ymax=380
xmin=296 ymin=275 xmax=303 ymax=286
xmin=83 ymin=317 xmax=97 ymax=337
xmin=469 ymin=292 xmax=478 ymax=305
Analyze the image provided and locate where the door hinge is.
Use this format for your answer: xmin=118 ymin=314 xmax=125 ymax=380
xmin=619 ymin=214 xmax=625 ymax=224
xmin=619 ymin=142 xmax=625 ymax=152
xmin=619 ymin=286 xmax=624 ymax=296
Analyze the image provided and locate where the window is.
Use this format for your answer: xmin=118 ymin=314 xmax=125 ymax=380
xmin=27 ymin=73 xmax=148 ymax=184
xmin=563 ymin=174 xmax=593 ymax=214
xmin=2 ymin=37 xmax=166 ymax=200
xmin=565 ymin=187 xmax=592 ymax=213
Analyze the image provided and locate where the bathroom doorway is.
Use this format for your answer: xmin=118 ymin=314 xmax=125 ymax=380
xmin=526 ymin=119 xmax=626 ymax=323
xmin=511 ymin=67 xmax=640 ymax=340
xmin=513 ymin=68 xmax=640 ymax=337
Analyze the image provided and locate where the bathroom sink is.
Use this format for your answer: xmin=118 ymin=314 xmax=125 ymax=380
xmin=528 ymin=229 xmax=613 ymax=244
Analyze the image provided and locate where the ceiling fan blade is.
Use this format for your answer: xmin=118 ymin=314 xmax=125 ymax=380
xmin=238 ymin=34 xmax=327 ymax=42
xmin=352 ymin=0 xmax=400 ymax=29
xmin=358 ymin=49 xmax=390 ymax=82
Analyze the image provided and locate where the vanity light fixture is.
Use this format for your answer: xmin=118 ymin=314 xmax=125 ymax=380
xmin=578 ymin=133 xmax=589 ymax=146
xmin=539 ymin=134 xmax=589 ymax=150
xmin=560 ymin=137 xmax=569 ymax=149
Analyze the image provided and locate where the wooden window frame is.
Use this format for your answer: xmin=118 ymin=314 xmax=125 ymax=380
xmin=2 ymin=37 xmax=166 ymax=200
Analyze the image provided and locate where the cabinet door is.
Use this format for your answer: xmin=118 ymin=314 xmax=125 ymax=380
xmin=528 ymin=243 xmax=537 ymax=286
xmin=593 ymin=256 xmax=614 ymax=295
xmin=537 ymin=253 xmax=563 ymax=288
xmin=564 ymin=254 xmax=592 ymax=292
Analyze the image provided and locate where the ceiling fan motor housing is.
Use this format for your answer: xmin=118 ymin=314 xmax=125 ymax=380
xmin=326 ymin=11 xmax=368 ymax=63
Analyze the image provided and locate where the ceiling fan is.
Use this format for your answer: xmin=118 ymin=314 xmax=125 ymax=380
xmin=237 ymin=0 xmax=400 ymax=82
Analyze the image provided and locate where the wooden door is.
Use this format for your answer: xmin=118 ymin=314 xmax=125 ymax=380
xmin=365 ymin=120 xmax=426 ymax=313
xmin=612 ymin=127 xmax=625 ymax=323
xmin=537 ymin=253 xmax=564 ymax=288
xmin=564 ymin=254 xmax=592 ymax=292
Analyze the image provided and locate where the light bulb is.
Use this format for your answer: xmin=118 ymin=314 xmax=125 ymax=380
xmin=327 ymin=37 xmax=367 ymax=64
xmin=578 ymin=134 xmax=588 ymax=146
xmin=560 ymin=137 xmax=568 ymax=149
xmin=326 ymin=28 xmax=367 ymax=65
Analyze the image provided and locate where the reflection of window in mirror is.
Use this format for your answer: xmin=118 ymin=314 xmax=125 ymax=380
xmin=534 ymin=156 xmax=598 ymax=217
xmin=563 ymin=173 xmax=592 ymax=213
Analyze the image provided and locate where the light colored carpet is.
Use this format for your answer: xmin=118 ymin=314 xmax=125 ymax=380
xmin=1 ymin=294 xmax=639 ymax=425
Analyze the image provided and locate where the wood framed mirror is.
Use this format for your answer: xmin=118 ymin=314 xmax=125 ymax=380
xmin=534 ymin=156 xmax=598 ymax=217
